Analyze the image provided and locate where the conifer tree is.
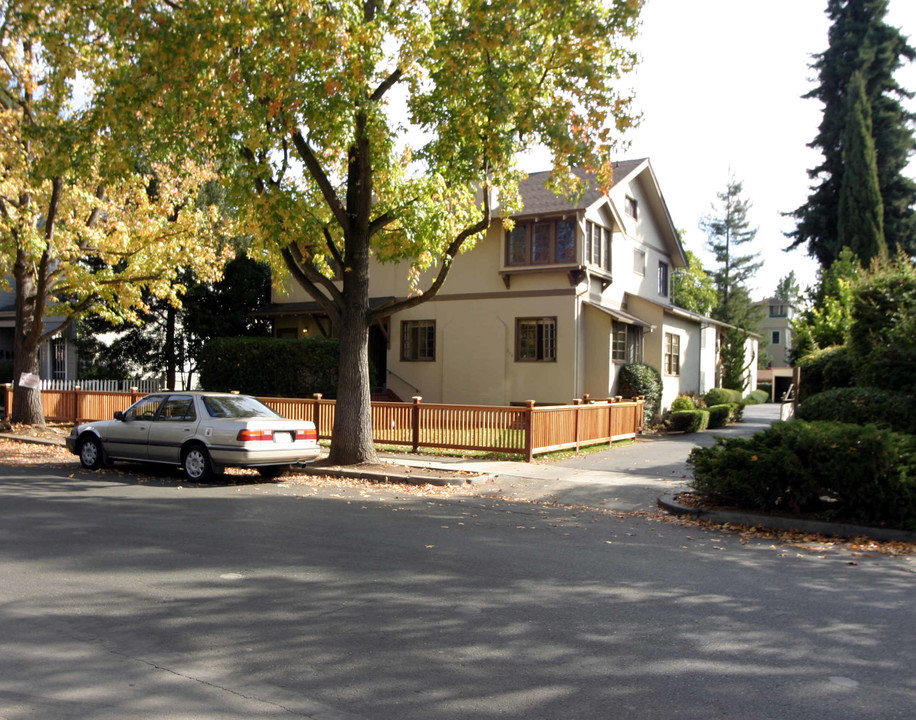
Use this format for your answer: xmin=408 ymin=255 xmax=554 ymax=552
xmin=788 ymin=0 xmax=916 ymax=266
xmin=838 ymin=71 xmax=887 ymax=264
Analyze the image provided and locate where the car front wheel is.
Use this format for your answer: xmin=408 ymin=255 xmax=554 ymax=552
xmin=78 ymin=435 xmax=105 ymax=470
xmin=181 ymin=444 xmax=215 ymax=482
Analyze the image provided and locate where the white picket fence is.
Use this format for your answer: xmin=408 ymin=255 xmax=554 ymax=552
xmin=39 ymin=378 xmax=162 ymax=393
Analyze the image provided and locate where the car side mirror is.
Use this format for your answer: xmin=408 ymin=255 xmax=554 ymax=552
xmin=114 ymin=411 xmax=125 ymax=421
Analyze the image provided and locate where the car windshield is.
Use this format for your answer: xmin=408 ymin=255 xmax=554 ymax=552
xmin=202 ymin=395 xmax=283 ymax=419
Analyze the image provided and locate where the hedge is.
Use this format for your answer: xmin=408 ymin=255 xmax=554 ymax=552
xmin=795 ymin=346 xmax=855 ymax=401
xmin=745 ymin=389 xmax=769 ymax=405
xmin=688 ymin=420 xmax=916 ymax=530
xmin=707 ymin=404 xmax=732 ymax=429
xmin=797 ymin=387 xmax=916 ymax=435
xmin=619 ymin=363 xmax=663 ymax=421
xmin=704 ymin=387 xmax=742 ymax=406
xmin=668 ymin=409 xmax=710 ymax=433
xmin=199 ymin=337 xmax=342 ymax=398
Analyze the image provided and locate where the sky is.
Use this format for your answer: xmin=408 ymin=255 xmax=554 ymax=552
xmin=521 ymin=0 xmax=916 ymax=301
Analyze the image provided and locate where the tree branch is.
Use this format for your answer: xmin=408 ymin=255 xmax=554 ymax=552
xmin=370 ymin=190 xmax=492 ymax=321
xmin=370 ymin=67 xmax=403 ymax=103
xmin=290 ymin=130 xmax=351 ymax=236
xmin=280 ymin=246 xmax=343 ymax=325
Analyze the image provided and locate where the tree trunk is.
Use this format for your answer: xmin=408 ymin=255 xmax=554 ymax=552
xmin=11 ymin=252 xmax=46 ymax=426
xmin=165 ymin=304 xmax=177 ymax=390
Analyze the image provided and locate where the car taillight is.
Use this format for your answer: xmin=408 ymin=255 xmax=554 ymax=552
xmin=296 ymin=428 xmax=318 ymax=441
xmin=237 ymin=429 xmax=274 ymax=442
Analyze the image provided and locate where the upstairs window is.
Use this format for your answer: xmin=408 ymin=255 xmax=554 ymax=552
xmin=769 ymin=304 xmax=787 ymax=317
xmin=771 ymin=330 xmax=781 ymax=345
xmin=402 ymin=320 xmax=436 ymax=361
xmin=664 ymin=333 xmax=680 ymax=375
xmin=658 ymin=261 xmax=669 ymax=297
xmin=506 ymin=218 xmax=576 ymax=266
xmin=516 ymin=317 xmax=557 ymax=362
xmin=585 ymin=221 xmax=612 ymax=271
xmin=633 ymin=249 xmax=646 ymax=276
xmin=625 ymin=195 xmax=638 ymax=219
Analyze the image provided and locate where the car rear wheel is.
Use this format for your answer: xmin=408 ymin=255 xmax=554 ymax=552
xmin=182 ymin=444 xmax=215 ymax=482
xmin=78 ymin=435 xmax=104 ymax=470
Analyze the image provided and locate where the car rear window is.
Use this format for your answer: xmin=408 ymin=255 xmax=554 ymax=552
xmin=202 ymin=395 xmax=282 ymax=419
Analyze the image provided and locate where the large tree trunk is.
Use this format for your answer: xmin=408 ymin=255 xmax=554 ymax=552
xmin=11 ymin=252 xmax=46 ymax=426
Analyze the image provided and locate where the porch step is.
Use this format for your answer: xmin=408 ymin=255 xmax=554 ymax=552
xmin=371 ymin=388 xmax=403 ymax=403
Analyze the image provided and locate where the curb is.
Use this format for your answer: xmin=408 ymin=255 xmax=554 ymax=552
xmin=0 ymin=433 xmax=67 ymax=447
xmin=658 ymin=494 xmax=916 ymax=543
xmin=297 ymin=464 xmax=492 ymax=488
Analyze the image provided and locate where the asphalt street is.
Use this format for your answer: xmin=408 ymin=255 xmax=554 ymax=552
xmin=1 ymin=442 xmax=914 ymax=720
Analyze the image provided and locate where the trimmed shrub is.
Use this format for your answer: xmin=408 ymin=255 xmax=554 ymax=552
xmin=670 ymin=395 xmax=697 ymax=412
xmin=704 ymin=387 xmax=742 ymax=406
xmin=728 ymin=402 xmax=744 ymax=424
xmin=797 ymin=387 xmax=916 ymax=435
xmin=745 ymin=389 xmax=770 ymax=405
xmin=668 ymin=409 xmax=710 ymax=433
xmin=795 ymin=346 xmax=855 ymax=401
xmin=707 ymin=404 xmax=731 ymax=429
xmin=688 ymin=420 xmax=916 ymax=529
xmin=618 ymin=363 xmax=663 ymax=421
xmin=199 ymin=337 xmax=341 ymax=398
xmin=756 ymin=383 xmax=772 ymax=401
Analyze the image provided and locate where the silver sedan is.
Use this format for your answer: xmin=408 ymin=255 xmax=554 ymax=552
xmin=66 ymin=392 xmax=322 ymax=481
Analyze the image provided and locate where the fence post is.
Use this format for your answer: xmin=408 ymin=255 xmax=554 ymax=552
xmin=411 ymin=396 xmax=422 ymax=453
xmin=312 ymin=394 xmax=323 ymax=438
xmin=524 ymin=400 xmax=536 ymax=462
xmin=2 ymin=383 xmax=11 ymax=420
xmin=73 ymin=385 xmax=83 ymax=424
xmin=607 ymin=395 xmax=614 ymax=443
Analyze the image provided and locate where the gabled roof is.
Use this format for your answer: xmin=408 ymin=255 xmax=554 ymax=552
xmin=515 ymin=159 xmax=686 ymax=268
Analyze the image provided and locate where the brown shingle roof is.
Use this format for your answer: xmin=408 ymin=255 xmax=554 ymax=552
xmin=515 ymin=159 xmax=648 ymax=217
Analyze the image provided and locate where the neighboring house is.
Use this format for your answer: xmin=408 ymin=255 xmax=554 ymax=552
xmin=0 ymin=285 xmax=78 ymax=383
xmin=256 ymin=159 xmax=757 ymax=413
xmin=756 ymin=297 xmax=796 ymax=368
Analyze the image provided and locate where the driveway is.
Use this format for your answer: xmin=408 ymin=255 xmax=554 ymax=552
xmin=395 ymin=403 xmax=783 ymax=513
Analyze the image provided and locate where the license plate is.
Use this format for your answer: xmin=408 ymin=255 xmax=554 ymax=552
xmin=273 ymin=432 xmax=294 ymax=444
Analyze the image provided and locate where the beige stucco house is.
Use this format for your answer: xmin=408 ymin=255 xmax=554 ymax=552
xmin=259 ymin=159 xmax=757 ymax=413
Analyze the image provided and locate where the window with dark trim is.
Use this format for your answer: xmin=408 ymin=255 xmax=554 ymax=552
xmin=612 ymin=321 xmax=643 ymax=363
xmin=769 ymin=304 xmax=787 ymax=317
xmin=402 ymin=320 xmax=436 ymax=361
xmin=585 ymin=221 xmax=612 ymax=271
xmin=658 ymin=261 xmax=669 ymax=297
xmin=516 ymin=317 xmax=557 ymax=361
xmin=664 ymin=333 xmax=680 ymax=375
xmin=771 ymin=330 xmax=781 ymax=345
xmin=506 ymin=218 xmax=577 ymax=266
xmin=625 ymin=195 xmax=638 ymax=219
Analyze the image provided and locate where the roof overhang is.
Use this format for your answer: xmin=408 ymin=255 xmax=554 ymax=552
xmin=582 ymin=300 xmax=654 ymax=330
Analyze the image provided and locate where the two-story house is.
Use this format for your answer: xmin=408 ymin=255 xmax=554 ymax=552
xmin=256 ymin=159 xmax=757 ymax=413
xmin=756 ymin=297 xmax=796 ymax=368
xmin=0 ymin=284 xmax=78 ymax=385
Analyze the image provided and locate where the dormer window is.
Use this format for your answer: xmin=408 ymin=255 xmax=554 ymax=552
xmin=625 ymin=195 xmax=638 ymax=219
xmin=585 ymin=221 xmax=612 ymax=271
xmin=506 ymin=218 xmax=576 ymax=266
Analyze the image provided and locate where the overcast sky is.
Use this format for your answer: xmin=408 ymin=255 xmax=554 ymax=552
xmin=523 ymin=0 xmax=916 ymax=300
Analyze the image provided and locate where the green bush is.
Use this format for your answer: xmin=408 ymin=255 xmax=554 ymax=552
xmin=707 ymin=404 xmax=731 ymax=429
xmin=704 ymin=387 xmax=742 ymax=406
xmin=688 ymin=420 xmax=916 ymax=529
xmin=796 ymin=346 xmax=855 ymax=401
xmin=745 ymin=389 xmax=770 ymax=405
xmin=728 ymin=402 xmax=744 ymax=424
xmin=797 ymin=387 xmax=916 ymax=434
xmin=848 ymin=261 xmax=916 ymax=394
xmin=618 ymin=363 xmax=663 ymax=421
xmin=670 ymin=395 xmax=697 ymax=412
xmin=756 ymin=383 xmax=772 ymax=400
xmin=668 ymin=409 xmax=710 ymax=433
xmin=199 ymin=337 xmax=341 ymax=398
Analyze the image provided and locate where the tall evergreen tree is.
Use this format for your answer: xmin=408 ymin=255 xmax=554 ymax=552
xmin=787 ymin=0 xmax=916 ymax=266
xmin=699 ymin=178 xmax=763 ymax=326
xmin=838 ymin=71 xmax=887 ymax=263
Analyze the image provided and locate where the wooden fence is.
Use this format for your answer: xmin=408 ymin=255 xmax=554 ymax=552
xmin=1 ymin=384 xmax=644 ymax=461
